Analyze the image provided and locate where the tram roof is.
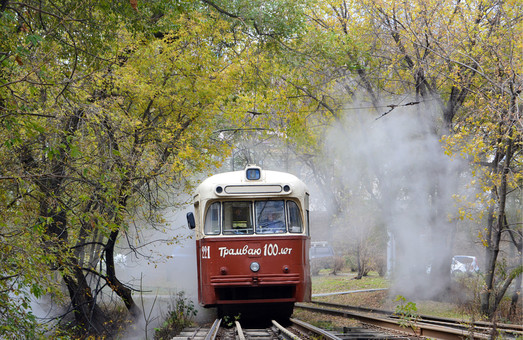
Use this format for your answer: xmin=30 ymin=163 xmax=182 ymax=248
xmin=195 ymin=165 xmax=308 ymax=200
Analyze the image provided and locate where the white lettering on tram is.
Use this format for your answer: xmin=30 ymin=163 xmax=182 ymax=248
xmin=213 ymin=243 xmax=293 ymax=258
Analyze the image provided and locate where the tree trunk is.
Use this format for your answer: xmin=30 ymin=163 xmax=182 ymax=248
xmin=509 ymin=273 xmax=522 ymax=318
xmin=105 ymin=229 xmax=141 ymax=317
xmin=355 ymin=244 xmax=363 ymax=279
xmin=480 ymin=202 xmax=497 ymax=315
xmin=508 ymin=218 xmax=522 ymax=319
xmin=491 ymin=270 xmax=517 ymax=317
xmin=63 ymin=262 xmax=107 ymax=333
xmin=480 ymin=130 xmax=513 ymax=318
xmin=22 ymin=109 xmax=114 ymax=333
xmin=356 ymin=243 xmax=368 ymax=279
xmin=40 ymin=200 xmax=108 ymax=333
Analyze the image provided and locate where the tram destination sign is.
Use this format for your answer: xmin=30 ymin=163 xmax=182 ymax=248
xmin=201 ymin=243 xmax=293 ymax=259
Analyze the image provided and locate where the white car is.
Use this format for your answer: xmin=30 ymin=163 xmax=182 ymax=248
xmin=451 ymin=255 xmax=479 ymax=275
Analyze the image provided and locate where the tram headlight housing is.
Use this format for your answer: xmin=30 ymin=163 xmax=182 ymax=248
xmin=246 ymin=167 xmax=261 ymax=180
xmin=250 ymin=261 xmax=260 ymax=272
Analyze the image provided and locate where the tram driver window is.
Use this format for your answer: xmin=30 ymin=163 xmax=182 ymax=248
xmin=204 ymin=202 xmax=221 ymax=235
xmin=256 ymin=200 xmax=286 ymax=234
xmin=223 ymin=202 xmax=253 ymax=235
xmin=287 ymin=201 xmax=303 ymax=233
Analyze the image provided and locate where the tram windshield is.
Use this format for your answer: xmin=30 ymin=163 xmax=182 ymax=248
xmin=255 ymin=201 xmax=285 ymax=233
xmin=223 ymin=201 xmax=254 ymax=235
xmin=203 ymin=200 xmax=304 ymax=235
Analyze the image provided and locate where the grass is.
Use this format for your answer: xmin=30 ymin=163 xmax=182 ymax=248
xmin=311 ymin=271 xmax=392 ymax=312
xmin=415 ymin=300 xmax=474 ymax=320
xmin=293 ymin=271 xmax=522 ymax=340
xmin=302 ymin=270 xmax=490 ymax=324
xmin=312 ymin=270 xmax=389 ymax=294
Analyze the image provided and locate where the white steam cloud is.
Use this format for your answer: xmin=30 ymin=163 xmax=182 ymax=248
xmin=325 ymin=102 xmax=468 ymax=299
xmin=115 ymin=207 xmax=216 ymax=338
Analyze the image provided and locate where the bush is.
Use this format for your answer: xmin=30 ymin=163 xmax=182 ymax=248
xmin=375 ymin=257 xmax=387 ymax=277
xmin=330 ymin=256 xmax=345 ymax=275
xmin=154 ymin=292 xmax=197 ymax=340
xmin=310 ymin=261 xmax=321 ymax=276
xmin=345 ymin=255 xmax=358 ymax=272
xmin=310 ymin=257 xmax=335 ymax=276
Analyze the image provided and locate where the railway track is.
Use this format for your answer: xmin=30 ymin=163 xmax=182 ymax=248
xmin=172 ymin=318 xmax=309 ymax=339
xmin=171 ymin=318 xmax=298 ymax=340
xmin=170 ymin=300 xmax=522 ymax=339
xmin=296 ymin=301 xmax=523 ymax=339
xmin=171 ymin=316 xmax=409 ymax=339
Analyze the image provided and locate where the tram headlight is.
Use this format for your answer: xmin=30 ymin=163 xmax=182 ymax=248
xmin=246 ymin=167 xmax=261 ymax=180
xmin=250 ymin=261 xmax=260 ymax=272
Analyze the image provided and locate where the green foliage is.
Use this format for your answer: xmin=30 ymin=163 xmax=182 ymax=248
xmin=0 ymin=293 xmax=40 ymax=339
xmin=0 ymin=223 xmax=58 ymax=338
xmin=201 ymin=0 xmax=310 ymax=40
xmin=154 ymin=292 xmax=197 ymax=340
xmin=222 ymin=313 xmax=241 ymax=328
xmin=0 ymin=0 xmax=520 ymax=334
xmin=1 ymin=1 xmax=238 ymax=335
xmin=309 ymin=319 xmax=335 ymax=331
xmin=312 ymin=271 xmax=389 ymax=294
xmin=394 ymin=295 xmax=420 ymax=333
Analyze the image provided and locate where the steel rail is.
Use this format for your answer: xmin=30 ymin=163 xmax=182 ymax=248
xmin=204 ymin=318 xmax=222 ymax=340
xmin=234 ymin=320 xmax=246 ymax=340
xmin=296 ymin=303 xmax=495 ymax=340
xmin=290 ymin=317 xmax=343 ymax=340
xmin=272 ymin=319 xmax=301 ymax=340
xmin=308 ymin=300 xmax=523 ymax=337
xmin=311 ymin=300 xmax=523 ymax=332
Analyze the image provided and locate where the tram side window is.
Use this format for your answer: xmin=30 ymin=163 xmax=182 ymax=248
xmin=287 ymin=201 xmax=303 ymax=233
xmin=204 ymin=202 xmax=221 ymax=235
xmin=223 ymin=202 xmax=254 ymax=235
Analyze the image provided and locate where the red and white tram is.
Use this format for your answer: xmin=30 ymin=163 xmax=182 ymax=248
xmin=187 ymin=165 xmax=311 ymax=319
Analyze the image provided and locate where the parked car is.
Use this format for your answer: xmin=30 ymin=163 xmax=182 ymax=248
xmin=451 ymin=255 xmax=480 ymax=275
xmin=309 ymin=241 xmax=335 ymax=275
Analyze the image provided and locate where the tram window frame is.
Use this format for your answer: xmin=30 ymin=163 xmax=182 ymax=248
xmin=222 ymin=201 xmax=254 ymax=235
xmin=204 ymin=202 xmax=221 ymax=235
xmin=287 ymin=200 xmax=303 ymax=233
xmin=255 ymin=200 xmax=286 ymax=234
xmin=203 ymin=199 xmax=306 ymax=236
